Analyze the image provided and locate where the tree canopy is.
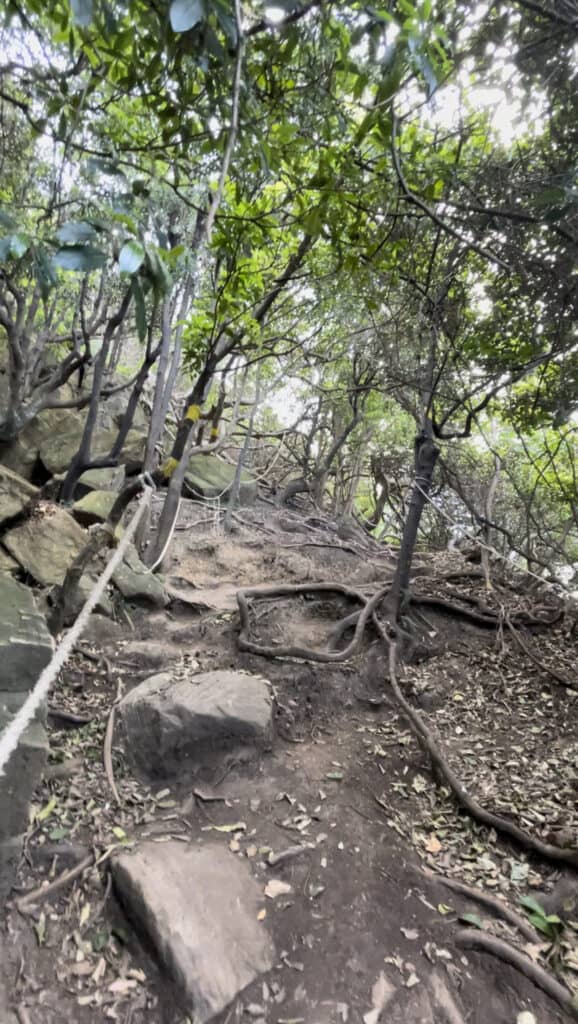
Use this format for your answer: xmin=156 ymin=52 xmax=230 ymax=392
xmin=0 ymin=0 xmax=577 ymax=587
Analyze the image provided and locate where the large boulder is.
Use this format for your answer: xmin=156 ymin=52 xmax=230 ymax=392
xmin=0 ymin=466 xmax=38 ymax=525
xmin=112 ymin=842 xmax=275 ymax=1022
xmin=0 ymin=546 xmax=19 ymax=575
xmin=0 ymin=694 xmax=48 ymax=836
xmin=3 ymin=505 xmax=87 ymax=586
xmin=1 ymin=409 xmax=147 ymax=482
xmin=37 ymin=409 xmax=118 ymax=476
xmin=119 ymin=669 xmax=272 ymax=779
xmin=0 ymin=579 xmax=52 ymax=906
xmin=185 ymin=454 xmax=256 ymax=505
xmin=77 ymin=465 xmax=125 ymax=494
xmin=73 ymin=489 xmax=116 ymax=527
xmin=0 ymin=576 xmax=53 ymax=689
xmin=112 ymin=544 xmax=169 ymax=607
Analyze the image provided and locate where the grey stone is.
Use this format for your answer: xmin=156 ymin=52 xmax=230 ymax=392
xmin=73 ymin=489 xmax=116 ymax=526
xmin=77 ymin=465 xmax=125 ymax=493
xmin=37 ymin=409 xmax=118 ymax=476
xmin=3 ymin=505 xmax=87 ymax=585
xmin=0 ymin=834 xmax=24 ymax=904
xmin=113 ymin=544 xmax=169 ymax=607
xmin=0 ymin=465 xmax=38 ymax=524
xmin=119 ymin=669 xmax=272 ymax=779
xmin=0 ymin=545 xmax=19 ymax=575
xmin=0 ymin=576 xmax=53 ymax=690
xmin=112 ymin=841 xmax=274 ymax=1022
xmin=185 ymin=454 xmax=256 ymax=505
xmin=82 ymin=613 xmax=124 ymax=645
xmin=0 ymin=693 xmax=48 ymax=837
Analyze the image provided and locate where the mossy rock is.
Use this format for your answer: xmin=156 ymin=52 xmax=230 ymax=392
xmin=184 ymin=455 xmax=256 ymax=505
xmin=73 ymin=490 xmax=117 ymax=527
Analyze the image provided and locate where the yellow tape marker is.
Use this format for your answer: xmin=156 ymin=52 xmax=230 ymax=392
xmin=162 ymin=457 xmax=178 ymax=478
xmin=185 ymin=404 xmax=201 ymax=422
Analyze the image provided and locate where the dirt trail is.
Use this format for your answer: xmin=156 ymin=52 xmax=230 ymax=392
xmin=1 ymin=505 xmax=577 ymax=1023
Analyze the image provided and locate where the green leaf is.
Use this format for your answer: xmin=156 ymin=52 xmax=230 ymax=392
xmin=519 ymin=895 xmax=547 ymax=917
xmin=53 ymin=245 xmax=107 ymax=271
xmin=119 ymin=240 xmax=145 ymax=274
xmin=132 ymin=276 xmax=147 ymax=342
xmin=0 ymin=210 xmax=17 ymax=230
xmin=71 ymin=0 xmax=94 ymax=27
xmin=0 ymin=233 xmax=31 ymax=261
xmin=459 ymin=912 xmax=484 ymax=929
xmin=533 ymin=187 xmax=567 ymax=208
xmin=56 ymin=221 xmax=98 ymax=245
xmin=34 ymin=246 xmax=59 ymax=298
xmin=170 ymin=0 xmax=204 ymax=33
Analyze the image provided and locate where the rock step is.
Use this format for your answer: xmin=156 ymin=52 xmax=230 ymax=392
xmin=112 ymin=841 xmax=275 ymax=1023
xmin=119 ymin=669 xmax=273 ymax=779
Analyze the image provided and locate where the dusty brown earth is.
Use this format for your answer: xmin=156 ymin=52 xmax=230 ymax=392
xmin=1 ymin=501 xmax=577 ymax=1024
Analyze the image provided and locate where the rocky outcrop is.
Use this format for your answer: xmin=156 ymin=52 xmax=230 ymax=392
xmin=112 ymin=544 xmax=169 ymax=607
xmin=0 ymin=466 xmax=38 ymax=524
xmin=73 ymin=490 xmax=117 ymax=527
xmin=0 ymin=576 xmax=54 ymax=687
xmin=3 ymin=505 xmax=88 ymax=586
xmin=0 ymin=577 xmax=53 ymax=905
xmin=119 ymin=669 xmax=272 ymax=779
xmin=185 ymin=454 xmax=257 ymax=505
xmin=77 ymin=466 xmax=125 ymax=493
xmin=0 ymin=547 xmax=18 ymax=575
xmin=112 ymin=842 xmax=275 ymax=1022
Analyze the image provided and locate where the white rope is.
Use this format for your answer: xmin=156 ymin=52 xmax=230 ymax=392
xmin=0 ymin=486 xmax=153 ymax=778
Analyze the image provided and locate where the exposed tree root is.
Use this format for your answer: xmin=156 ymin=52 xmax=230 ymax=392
xmin=505 ymin=615 xmax=578 ymax=692
xmin=237 ymin=583 xmax=390 ymax=662
xmin=236 ymin=581 xmax=578 ymax=870
xmin=455 ymin=929 xmax=578 ymax=1018
xmin=424 ymin=871 xmax=538 ymax=942
xmin=15 ymin=854 xmax=94 ymax=911
xmin=383 ymin=637 xmax=578 ymax=869
xmin=411 ymin=592 xmax=562 ymax=629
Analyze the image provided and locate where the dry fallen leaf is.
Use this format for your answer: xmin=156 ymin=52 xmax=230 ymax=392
xmin=425 ymin=834 xmax=442 ymax=854
xmin=265 ymin=879 xmax=293 ymax=899
xmin=363 ymin=971 xmax=395 ymax=1024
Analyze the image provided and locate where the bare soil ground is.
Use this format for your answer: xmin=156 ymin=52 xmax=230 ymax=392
xmin=1 ymin=502 xmax=577 ymax=1024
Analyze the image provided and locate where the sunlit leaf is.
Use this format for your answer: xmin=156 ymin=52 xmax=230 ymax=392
xmin=53 ymin=245 xmax=107 ymax=271
xmin=119 ymin=240 xmax=145 ymax=274
xmin=70 ymin=0 xmax=94 ymax=27
xmin=170 ymin=0 xmax=204 ymax=33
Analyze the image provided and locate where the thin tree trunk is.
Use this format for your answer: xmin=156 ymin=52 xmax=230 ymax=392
xmin=224 ymin=370 xmax=261 ymax=532
xmin=389 ymin=429 xmax=440 ymax=616
xmin=60 ymin=289 xmax=132 ymax=502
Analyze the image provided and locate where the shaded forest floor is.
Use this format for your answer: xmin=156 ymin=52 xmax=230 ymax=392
xmin=1 ymin=498 xmax=577 ymax=1024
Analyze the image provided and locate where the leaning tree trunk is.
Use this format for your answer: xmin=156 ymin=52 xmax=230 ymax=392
xmin=389 ymin=430 xmax=440 ymax=618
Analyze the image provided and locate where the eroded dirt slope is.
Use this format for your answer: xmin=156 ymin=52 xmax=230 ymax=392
xmin=1 ymin=502 xmax=577 ymax=1024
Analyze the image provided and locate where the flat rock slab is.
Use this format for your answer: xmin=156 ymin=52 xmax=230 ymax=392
xmin=112 ymin=842 xmax=274 ymax=1022
xmin=185 ymin=454 xmax=256 ymax=504
xmin=3 ymin=505 xmax=87 ymax=585
xmin=0 ymin=576 xmax=53 ymax=690
xmin=119 ymin=669 xmax=272 ymax=778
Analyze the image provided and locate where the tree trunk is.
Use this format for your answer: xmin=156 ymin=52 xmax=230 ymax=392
xmin=389 ymin=430 xmax=440 ymax=617
xmin=59 ymin=289 xmax=132 ymax=502
xmin=224 ymin=372 xmax=261 ymax=532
